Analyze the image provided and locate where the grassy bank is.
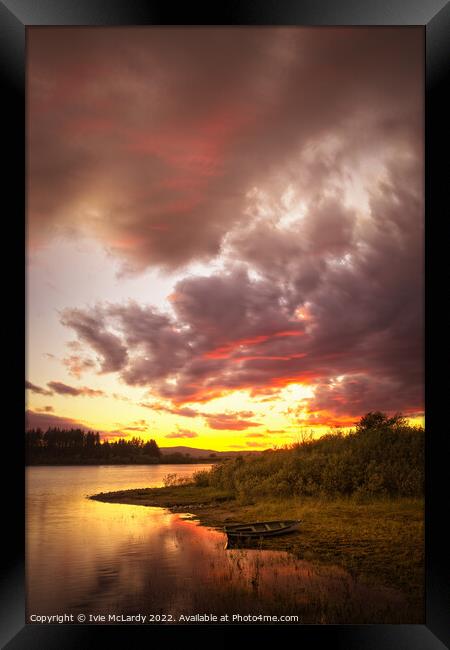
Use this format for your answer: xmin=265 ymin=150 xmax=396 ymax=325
xmin=90 ymin=415 xmax=424 ymax=618
xmin=90 ymin=486 xmax=424 ymax=612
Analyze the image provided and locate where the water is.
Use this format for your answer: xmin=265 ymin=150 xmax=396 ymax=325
xmin=26 ymin=465 xmax=411 ymax=624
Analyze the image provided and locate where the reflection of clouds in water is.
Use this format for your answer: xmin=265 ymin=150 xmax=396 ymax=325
xmin=80 ymin=514 xmax=410 ymax=623
xmin=27 ymin=466 xmax=417 ymax=623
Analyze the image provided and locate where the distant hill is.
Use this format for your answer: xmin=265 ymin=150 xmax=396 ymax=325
xmin=159 ymin=445 xmax=264 ymax=459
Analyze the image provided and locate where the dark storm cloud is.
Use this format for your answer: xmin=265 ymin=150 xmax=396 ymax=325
xmin=303 ymin=374 xmax=423 ymax=423
xmin=26 ymin=380 xmax=53 ymax=396
xmin=107 ymin=302 xmax=191 ymax=385
xmin=46 ymin=381 xmax=105 ymax=397
xmin=41 ymin=27 xmax=423 ymax=422
xmin=60 ymin=308 xmax=128 ymax=372
xmin=28 ymin=27 xmax=422 ymax=272
xmin=170 ymin=267 xmax=302 ymax=348
xmin=60 ymin=150 xmax=424 ymax=419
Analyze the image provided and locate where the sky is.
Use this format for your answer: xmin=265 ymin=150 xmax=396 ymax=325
xmin=26 ymin=27 xmax=424 ymax=450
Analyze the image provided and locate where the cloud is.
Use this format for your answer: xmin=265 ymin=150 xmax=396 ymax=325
xmin=301 ymin=373 xmax=423 ymax=424
xmin=46 ymin=381 xmax=105 ymax=397
xmin=140 ymin=401 xmax=262 ymax=431
xmin=144 ymin=402 xmax=200 ymax=418
xmin=101 ymin=430 xmax=132 ymax=440
xmin=26 ymin=380 xmax=53 ymax=396
xmin=35 ymin=406 xmax=55 ymax=413
xmin=32 ymin=28 xmax=423 ymax=424
xmin=203 ymin=412 xmax=262 ymax=431
xmin=26 ymin=409 xmax=90 ymax=431
xmin=63 ymin=354 xmax=97 ymax=378
xmin=60 ymin=308 xmax=128 ymax=373
xmin=116 ymin=419 xmax=148 ymax=432
xmin=28 ymin=28 xmax=422 ymax=273
xmin=25 ymin=410 xmax=135 ymax=440
xmin=60 ymin=151 xmax=424 ymax=421
xmin=165 ymin=429 xmax=199 ymax=439
xmin=112 ymin=393 xmax=131 ymax=402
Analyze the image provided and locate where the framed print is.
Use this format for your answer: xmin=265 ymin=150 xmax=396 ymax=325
xmin=1 ymin=1 xmax=449 ymax=648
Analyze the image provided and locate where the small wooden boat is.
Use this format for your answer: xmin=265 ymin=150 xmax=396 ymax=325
xmin=224 ymin=520 xmax=301 ymax=539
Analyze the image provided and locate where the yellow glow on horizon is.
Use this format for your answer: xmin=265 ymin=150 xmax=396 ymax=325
xmin=26 ymin=376 xmax=425 ymax=453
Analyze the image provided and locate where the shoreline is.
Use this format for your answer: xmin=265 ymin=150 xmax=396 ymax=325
xmin=89 ymin=485 xmax=424 ymax=615
xmin=26 ymin=460 xmax=217 ymax=467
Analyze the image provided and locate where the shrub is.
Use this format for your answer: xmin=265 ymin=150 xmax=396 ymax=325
xmin=192 ymin=470 xmax=211 ymax=487
xmin=202 ymin=413 xmax=424 ymax=500
xmin=162 ymin=473 xmax=190 ymax=487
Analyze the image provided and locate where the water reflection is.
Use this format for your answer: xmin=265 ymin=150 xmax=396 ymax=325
xmin=27 ymin=466 xmax=413 ymax=624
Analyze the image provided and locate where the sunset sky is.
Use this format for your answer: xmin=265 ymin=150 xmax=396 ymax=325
xmin=26 ymin=27 xmax=424 ymax=450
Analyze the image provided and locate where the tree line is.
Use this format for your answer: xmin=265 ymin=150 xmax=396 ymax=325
xmin=25 ymin=427 xmax=162 ymax=465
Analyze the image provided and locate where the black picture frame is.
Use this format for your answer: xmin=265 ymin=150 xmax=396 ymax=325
xmin=2 ymin=1 xmax=449 ymax=648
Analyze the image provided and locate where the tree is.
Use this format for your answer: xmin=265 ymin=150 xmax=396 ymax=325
xmin=357 ymin=411 xmax=406 ymax=432
xmin=143 ymin=439 xmax=161 ymax=458
xmin=25 ymin=428 xmax=161 ymax=464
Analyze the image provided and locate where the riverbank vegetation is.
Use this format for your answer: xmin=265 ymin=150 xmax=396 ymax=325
xmin=192 ymin=412 xmax=424 ymax=499
xmin=90 ymin=413 xmax=424 ymax=616
xmin=91 ymin=486 xmax=423 ymax=615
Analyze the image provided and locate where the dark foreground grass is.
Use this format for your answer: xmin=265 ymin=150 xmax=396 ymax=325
xmin=90 ymin=485 xmax=424 ymax=614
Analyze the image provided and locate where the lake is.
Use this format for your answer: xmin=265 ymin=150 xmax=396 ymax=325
xmin=26 ymin=465 xmax=409 ymax=624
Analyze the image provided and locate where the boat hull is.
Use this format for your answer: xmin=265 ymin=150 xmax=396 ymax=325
xmin=224 ymin=520 xmax=301 ymax=539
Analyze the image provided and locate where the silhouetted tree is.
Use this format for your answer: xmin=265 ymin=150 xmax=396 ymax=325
xmin=357 ymin=411 xmax=406 ymax=432
xmin=25 ymin=428 xmax=162 ymax=465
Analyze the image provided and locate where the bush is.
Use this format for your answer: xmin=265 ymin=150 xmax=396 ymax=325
xmin=162 ymin=473 xmax=190 ymax=487
xmin=204 ymin=413 xmax=424 ymax=500
xmin=192 ymin=470 xmax=211 ymax=487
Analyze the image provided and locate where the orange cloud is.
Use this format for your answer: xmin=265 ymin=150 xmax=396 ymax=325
xmin=204 ymin=330 xmax=304 ymax=360
xmin=165 ymin=429 xmax=199 ymax=439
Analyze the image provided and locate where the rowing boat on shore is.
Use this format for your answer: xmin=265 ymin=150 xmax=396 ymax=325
xmin=223 ymin=520 xmax=301 ymax=538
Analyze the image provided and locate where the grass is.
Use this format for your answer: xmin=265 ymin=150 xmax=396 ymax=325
xmin=90 ymin=485 xmax=424 ymax=615
xmin=91 ymin=485 xmax=234 ymax=508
